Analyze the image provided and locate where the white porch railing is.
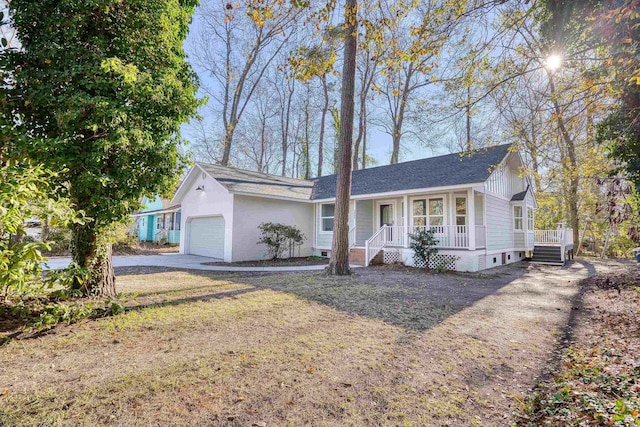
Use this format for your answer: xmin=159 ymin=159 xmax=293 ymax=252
xmin=408 ymin=225 xmax=469 ymax=249
xmin=154 ymin=229 xmax=168 ymax=243
xmin=365 ymin=225 xmax=472 ymax=266
xmin=534 ymin=228 xmax=574 ymax=262
xmin=365 ymin=225 xmax=388 ymax=266
xmin=534 ymin=229 xmax=563 ymax=245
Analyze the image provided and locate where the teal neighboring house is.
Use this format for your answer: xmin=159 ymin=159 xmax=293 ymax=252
xmin=134 ymin=196 xmax=181 ymax=245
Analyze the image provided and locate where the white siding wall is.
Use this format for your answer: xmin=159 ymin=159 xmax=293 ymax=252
xmin=474 ymin=193 xmax=484 ymax=225
xmin=485 ymin=154 xmax=525 ymax=198
xmin=514 ymin=232 xmax=525 ymax=247
xmin=356 ymin=200 xmax=374 ymax=245
xmin=179 ymin=173 xmax=235 ymax=262
xmin=485 ymin=194 xmax=513 ymax=251
xmin=232 ymin=195 xmax=314 ymax=262
xmin=508 ymin=155 xmax=525 ymax=194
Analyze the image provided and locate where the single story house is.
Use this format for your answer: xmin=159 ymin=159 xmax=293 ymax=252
xmin=132 ymin=196 xmax=181 ymax=244
xmin=171 ymin=144 xmax=572 ymax=271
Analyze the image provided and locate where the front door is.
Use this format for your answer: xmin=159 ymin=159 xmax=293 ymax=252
xmin=380 ymin=203 xmax=394 ymax=242
xmin=380 ymin=204 xmax=394 ymax=227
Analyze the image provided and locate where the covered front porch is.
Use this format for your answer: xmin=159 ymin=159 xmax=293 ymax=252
xmin=344 ymin=188 xmax=487 ymax=265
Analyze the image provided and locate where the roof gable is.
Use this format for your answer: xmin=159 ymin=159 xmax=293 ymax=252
xmin=196 ymin=163 xmax=313 ymax=201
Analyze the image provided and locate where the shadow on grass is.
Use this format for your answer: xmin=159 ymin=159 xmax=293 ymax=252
xmin=119 ymin=262 xmax=535 ymax=333
xmin=526 ymin=258 xmax=597 ymax=385
xmin=2 ymin=260 xmax=595 ymax=346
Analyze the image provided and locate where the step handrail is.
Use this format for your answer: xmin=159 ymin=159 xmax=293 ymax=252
xmin=365 ymin=225 xmax=387 ymax=267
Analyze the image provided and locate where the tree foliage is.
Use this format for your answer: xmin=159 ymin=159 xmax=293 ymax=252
xmin=0 ymin=161 xmax=82 ymax=303
xmin=1 ymin=0 xmax=200 ymax=295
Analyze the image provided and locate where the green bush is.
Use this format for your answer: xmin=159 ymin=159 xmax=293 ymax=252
xmin=110 ymin=222 xmax=139 ymax=252
xmin=44 ymin=228 xmax=72 ymax=254
xmin=257 ymin=222 xmax=306 ymax=260
xmin=409 ymin=228 xmax=440 ymax=269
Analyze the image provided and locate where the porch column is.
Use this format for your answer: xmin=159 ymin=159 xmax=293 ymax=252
xmin=403 ymin=194 xmax=409 ymax=248
xmin=467 ymin=188 xmax=476 ymax=250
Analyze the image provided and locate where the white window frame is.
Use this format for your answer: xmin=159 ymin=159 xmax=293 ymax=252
xmin=527 ymin=207 xmax=534 ymax=231
xmin=411 ymin=198 xmax=428 ymax=227
xmin=156 ymin=215 xmax=164 ymax=231
xmin=428 ymin=197 xmax=445 ymax=227
xmin=513 ymin=205 xmax=523 ymax=231
xmin=410 ymin=195 xmax=445 ymax=228
xmin=320 ymin=203 xmax=335 ymax=233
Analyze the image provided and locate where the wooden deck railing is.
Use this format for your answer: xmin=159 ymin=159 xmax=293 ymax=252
xmin=534 ymin=228 xmax=574 ymax=262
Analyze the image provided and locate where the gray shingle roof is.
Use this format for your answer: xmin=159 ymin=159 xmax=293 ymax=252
xmin=195 ymin=144 xmax=513 ymax=201
xmin=197 ymin=163 xmax=314 ymax=201
xmin=310 ymin=144 xmax=513 ymax=200
xmin=511 ymin=185 xmax=530 ymax=201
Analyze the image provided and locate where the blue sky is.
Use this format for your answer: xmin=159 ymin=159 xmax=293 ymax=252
xmin=179 ymin=3 xmax=452 ymax=172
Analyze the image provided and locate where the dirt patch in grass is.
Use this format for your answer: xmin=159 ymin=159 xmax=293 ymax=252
xmin=113 ymin=242 xmax=180 ymax=256
xmin=201 ymin=256 xmax=330 ymax=267
xmin=515 ymin=269 xmax=640 ymax=425
xmin=44 ymin=242 xmax=179 ymax=258
xmin=0 ymin=258 xmax=633 ymax=426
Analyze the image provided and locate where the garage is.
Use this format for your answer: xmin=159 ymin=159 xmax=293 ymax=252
xmin=188 ymin=216 xmax=225 ymax=259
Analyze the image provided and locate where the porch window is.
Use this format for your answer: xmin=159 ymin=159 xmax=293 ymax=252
xmin=156 ymin=215 xmax=164 ymax=230
xmin=455 ymin=197 xmax=466 ymax=226
xmin=167 ymin=213 xmax=175 ymax=231
xmin=321 ymin=204 xmax=335 ymax=232
xmin=175 ymin=212 xmax=181 ymax=231
xmin=513 ymin=206 xmax=523 ymax=230
xmin=527 ymin=208 xmax=534 ymax=230
xmin=429 ymin=198 xmax=444 ymax=226
xmin=412 ymin=199 xmax=427 ymax=226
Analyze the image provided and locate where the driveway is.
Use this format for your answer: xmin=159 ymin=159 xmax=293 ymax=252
xmin=43 ymin=254 xmax=334 ymax=272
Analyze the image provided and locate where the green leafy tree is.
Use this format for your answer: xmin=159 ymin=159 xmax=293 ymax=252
xmin=0 ymin=161 xmax=82 ymax=302
xmin=1 ymin=0 xmax=200 ymax=296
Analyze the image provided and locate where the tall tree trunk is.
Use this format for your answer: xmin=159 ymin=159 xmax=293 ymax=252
xmin=390 ymin=88 xmax=409 ymax=164
xmin=259 ymin=114 xmax=266 ymax=172
xmin=281 ymin=81 xmax=294 ymax=176
xmin=70 ymin=223 xmax=116 ymax=297
xmin=303 ymin=94 xmax=311 ymax=180
xmin=221 ymin=123 xmax=235 ymax=166
xmin=361 ymin=117 xmax=367 ymax=169
xmin=353 ymin=87 xmax=367 ymax=170
xmin=318 ymin=75 xmax=329 ymax=177
xmin=548 ymin=74 xmax=580 ymax=247
xmin=465 ymin=86 xmax=472 ymax=151
xmin=328 ymin=0 xmax=357 ymax=276
xmin=528 ymin=116 xmax=540 ymax=189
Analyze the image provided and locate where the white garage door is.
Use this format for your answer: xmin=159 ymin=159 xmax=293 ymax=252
xmin=188 ymin=216 xmax=225 ymax=259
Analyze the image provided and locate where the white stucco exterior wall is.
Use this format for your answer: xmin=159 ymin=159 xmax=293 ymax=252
xmin=178 ymin=171 xmax=235 ymax=262
xmin=232 ymin=195 xmax=314 ymax=262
